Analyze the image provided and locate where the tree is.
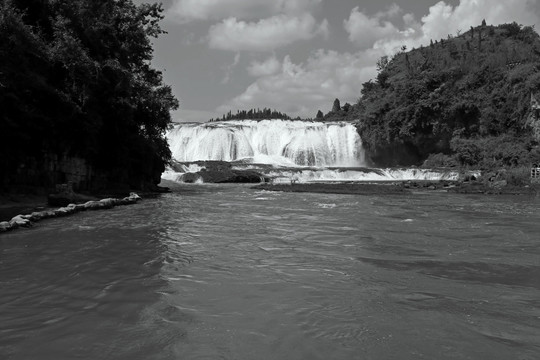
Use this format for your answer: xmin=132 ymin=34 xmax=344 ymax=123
xmin=376 ymin=55 xmax=389 ymax=72
xmin=332 ymin=98 xmax=341 ymax=113
xmin=316 ymin=110 xmax=324 ymax=119
xmin=0 ymin=0 xmax=179 ymax=190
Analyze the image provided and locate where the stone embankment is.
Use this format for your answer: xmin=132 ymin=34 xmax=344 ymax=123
xmin=0 ymin=192 xmax=141 ymax=233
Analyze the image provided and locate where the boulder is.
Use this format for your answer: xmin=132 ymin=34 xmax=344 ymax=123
xmin=9 ymin=215 xmax=32 ymax=228
xmin=179 ymin=172 xmax=202 ymax=183
xmin=128 ymin=193 xmax=142 ymax=201
xmin=29 ymin=212 xmax=45 ymax=221
xmin=54 ymin=206 xmax=77 ymax=217
xmin=99 ymin=198 xmax=117 ymax=209
xmin=84 ymin=201 xmax=103 ymax=210
xmin=0 ymin=221 xmax=11 ymax=232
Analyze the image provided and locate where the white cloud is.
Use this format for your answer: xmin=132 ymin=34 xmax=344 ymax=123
xmin=247 ymin=56 xmax=281 ymax=77
xmin=208 ymin=13 xmax=329 ymax=52
xmin=420 ymin=0 xmax=539 ymax=41
xmin=221 ymin=53 xmax=241 ymax=84
xmin=218 ymin=50 xmax=380 ymax=117
xmin=168 ymin=0 xmax=322 ymax=22
xmin=344 ymin=5 xmax=404 ymax=49
xmin=346 ymin=0 xmax=540 ymax=55
xmin=173 ymin=109 xmax=221 ymax=123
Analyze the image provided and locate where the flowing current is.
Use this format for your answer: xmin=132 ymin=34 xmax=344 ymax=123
xmin=167 ymin=120 xmax=365 ymax=167
xmin=2 ymin=185 xmax=539 ymax=359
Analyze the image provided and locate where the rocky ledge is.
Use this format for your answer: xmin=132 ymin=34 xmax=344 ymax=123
xmin=0 ymin=192 xmax=142 ymax=233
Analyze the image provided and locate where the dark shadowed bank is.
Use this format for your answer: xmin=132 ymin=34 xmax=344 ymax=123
xmin=0 ymin=0 xmax=178 ymax=197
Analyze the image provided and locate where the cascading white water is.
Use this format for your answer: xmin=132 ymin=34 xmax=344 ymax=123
xmin=164 ymin=119 xmax=467 ymax=184
xmin=167 ymin=120 xmax=365 ymax=167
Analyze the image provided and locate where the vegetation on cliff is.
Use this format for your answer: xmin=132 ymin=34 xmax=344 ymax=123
xmin=0 ymin=0 xmax=178 ymax=192
xmin=325 ymin=22 xmax=540 ymax=169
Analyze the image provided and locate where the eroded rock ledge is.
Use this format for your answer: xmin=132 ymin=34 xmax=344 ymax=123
xmin=0 ymin=192 xmax=142 ymax=233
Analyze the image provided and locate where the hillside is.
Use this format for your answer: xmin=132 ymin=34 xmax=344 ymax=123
xmin=328 ymin=22 xmax=540 ymax=169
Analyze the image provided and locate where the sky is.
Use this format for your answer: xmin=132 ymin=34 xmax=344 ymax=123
xmin=134 ymin=0 xmax=540 ymax=122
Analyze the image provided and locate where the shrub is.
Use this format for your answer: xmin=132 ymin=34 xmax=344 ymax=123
xmin=504 ymin=166 xmax=531 ymax=186
xmin=422 ymin=153 xmax=459 ymax=168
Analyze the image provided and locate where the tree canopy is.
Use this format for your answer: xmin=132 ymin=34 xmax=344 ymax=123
xmin=321 ymin=22 xmax=540 ymax=168
xmin=0 ymin=0 xmax=178 ymax=191
xmin=209 ymin=108 xmax=292 ymax=122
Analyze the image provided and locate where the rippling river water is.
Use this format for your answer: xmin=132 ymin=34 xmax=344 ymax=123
xmin=1 ymin=184 xmax=539 ymax=359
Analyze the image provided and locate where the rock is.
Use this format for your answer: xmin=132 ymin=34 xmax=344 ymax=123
xmin=0 ymin=221 xmax=11 ymax=232
xmin=180 ymin=172 xmax=202 ymax=183
xmin=129 ymin=192 xmax=142 ymax=201
xmin=9 ymin=215 xmax=32 ymax=228
xmin=41 ymin=210 xmax=58 ymax=219
xmin=84 ymin=201 xmax=103 ymax=210
xmin=99 ymin=198 xmax=116 ymax=209
xmin=29 ymin=212 xmax=45 ymax=221
xmin=54 ymin=206 xmax=77 ymax=217
xmin=3 ymin=192 xmax=142 ymax=233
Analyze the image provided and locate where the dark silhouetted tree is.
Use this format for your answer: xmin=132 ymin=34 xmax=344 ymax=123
xmin=332 ymin=98 xmax=341 ymax=113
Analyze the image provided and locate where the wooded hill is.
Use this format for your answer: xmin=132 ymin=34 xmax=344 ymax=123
xmin=0 ymin=0 xmax=178 ymax=192
xmin=324 ymin=21 xmax=540 ymax=169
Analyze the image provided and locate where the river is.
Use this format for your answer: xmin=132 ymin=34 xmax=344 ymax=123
xmin=1 ymin=184 xmax=539 ymax=359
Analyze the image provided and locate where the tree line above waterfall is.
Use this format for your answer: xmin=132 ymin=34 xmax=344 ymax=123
xmin=0 ymin=0 xmax=177 ymax=192
xmin=320 ymin=21 xmax=540 ymax=174
xmin=208 ymin=108 xmax=299 ymax=122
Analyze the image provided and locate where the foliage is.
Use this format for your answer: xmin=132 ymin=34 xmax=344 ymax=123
xmin=0 ymin=0 xmax=178 ymax=190
xmin=209 ymin=108 xmax=291 ymax=122
xmin=323 ymin=21 xmax=540 ymax=167
xmin=332 ymin=98 xmax=341 ymax=113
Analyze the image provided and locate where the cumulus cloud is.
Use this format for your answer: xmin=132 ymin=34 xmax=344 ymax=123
xmin=247 ymin=56 xmax=281 ymax=77
xmin=168 ymin=0 xmax=322 ymax=22
xmin=218 ymin=50 xmax=380 ymax=117
xmin=221 ymin=53 xmax=241 ymax=84
xmin=344 ymin=5 xmax=402 ymax=49
xmin=420 ymin=0 xmax=539 ymax=40
xmin=346 ymin=0 xmax=540 ymax=54
xmin=208 ymin=13 xmax=329 ymax=52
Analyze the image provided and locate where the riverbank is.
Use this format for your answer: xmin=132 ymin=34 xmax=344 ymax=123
xmin=0 ymin=193 xmax=142 ymax=233
xmin=0 ymin=193 xmax=49 ymax=223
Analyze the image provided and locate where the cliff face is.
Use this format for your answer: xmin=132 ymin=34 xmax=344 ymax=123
xmin=346 ymin=22 xmax=540 ymax=168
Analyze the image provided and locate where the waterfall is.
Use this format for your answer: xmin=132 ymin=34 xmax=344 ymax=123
xmin=167 ymin=120 xmax=365 ymax=167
